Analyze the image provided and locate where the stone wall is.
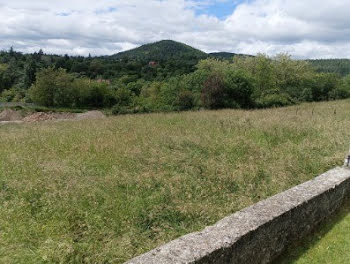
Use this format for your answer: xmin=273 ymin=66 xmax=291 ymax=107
xmin=126 ymin=167 xmax=350 ymax=264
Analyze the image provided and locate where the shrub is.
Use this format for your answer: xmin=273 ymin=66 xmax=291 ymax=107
xmin=65 ymin=78 xmax=115 ymax=108
xmin=138 ymin=81 xmax=169 ymax=112
xmin=176 ymin=90 xmax=194 ymax=111
xmin=0 ymin=88 xmax=23 ymax=102
xmin=328 ymin=86 xmax=350 ymax=100
xmin=310 ymin=73 xmax=340 ymax=101
xmin=256 ymin=93 xmax=295 ymax=108
xmin=329 ymin=75 xmax=350 ymax=99
xmin=83 ymin=81 xmax=115 ymax=108
xmin=223 ymin=70 xmax=254 ymax=108
xmin=30 ymin=68 xmax=117 ymax=108
xmin=200 ymin=74 xmax=225 ymax=109
xmin=301 ymin=87 xmax=313 ymax=102
xmin=115 ymin=87 xmax=133 ymax=107
xmin=111 ymin=105 xmax=130 ymax=115
xmin=29 ymin=67 xmax=73 ymax=107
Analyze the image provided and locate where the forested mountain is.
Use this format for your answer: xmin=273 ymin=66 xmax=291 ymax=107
xmin=111 ymin=40 xmax=208 ymax=61
xmin=0 ymin=40 xmax=253 ymax=96
xmin=308 ymin=59 xmax=350 ymax=76
xmin=0 ymin=41 xmax=209 ymax=92
xmin=111 ymin=40 xmax=251 ymax=61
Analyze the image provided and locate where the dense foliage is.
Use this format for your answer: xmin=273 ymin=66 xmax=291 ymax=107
xmin=29 ymin=67 xmax=115 ymax=108
xmin=1 ymin=41 xmax=350 ymax=113
xmin=0 ymin=41 xmax=208 ymax=94
xmin=308 ymin=59 xmax=350 ymax=76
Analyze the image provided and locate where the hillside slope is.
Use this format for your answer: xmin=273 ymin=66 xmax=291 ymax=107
xmin=209 ymin=52 xmax=236 ymax=59
xmin=307 ymin=59 xmax=350 ymax=76
xmin=111 ymin=40 xmax=208 ymax=61
xmin=209 ymin=52 xmax=254 ymax=60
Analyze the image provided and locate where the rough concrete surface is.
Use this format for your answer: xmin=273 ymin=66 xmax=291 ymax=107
xmin=126 ymin=167 xmax=350 ymax=264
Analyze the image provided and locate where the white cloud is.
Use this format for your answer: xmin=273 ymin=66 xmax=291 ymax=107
xmin=0 ymin=0 xmax=350 ymax=58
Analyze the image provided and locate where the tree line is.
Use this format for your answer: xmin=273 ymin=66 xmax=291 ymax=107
xmin=1 ymin=49 xmax=350 ymax=114
xmin=308 ymin=59 xmax=350 ymax=76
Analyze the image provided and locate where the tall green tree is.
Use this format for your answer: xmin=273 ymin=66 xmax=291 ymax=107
xmin=24 ymin=58 xmax=37 ymax=89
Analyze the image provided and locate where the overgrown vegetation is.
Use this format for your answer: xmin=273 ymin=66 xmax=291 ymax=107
xmin=2 ymin=42 xmax=350 ymax=113
xmin=28 ymin=67 xmax=115 ymax=108
xmin=1 ymin=100 xmax=350 ymax=263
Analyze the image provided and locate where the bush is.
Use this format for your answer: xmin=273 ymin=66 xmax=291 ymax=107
xmin=138 ymin=81 xmax=171 ymax=112
xmin=176 ymin=90 xmax=194 ymax=111
xmin=30 ymin=68 xmax=116 ymax=108
xmin=200 ymin=74 xmax=225 ymax=109
xmin=0 ymin=88 xmax=24 ymax=102
xmin=301 ymin=87 xmax=313 ymax=102
xmin=329 ymin=75 xmax=350 ymax=99
xmin=328 ymin=86 xmax=350 ymax=100
xmin=223 ymin=70 xmax=254 ymax=108
xmin=29 ymin=67 xmax=73 ymax=107
xmin=115 ymin=87 xmax=133 ymax=107
xmin=80 ymin=81 xmax=115 ymax=108
xmin=197 ymin=68 xmax=254 ymax=110
xmin=111 ymin=105 xmax=130 ymax=115
xmin=310 ymin=73 xmax=340 ymax=101
xmin=256 ymin=93 xmax=295 ymax=108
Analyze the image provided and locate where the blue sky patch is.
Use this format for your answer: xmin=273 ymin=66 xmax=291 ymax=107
xmin=193 ymin=0 xmax=244 ymax=20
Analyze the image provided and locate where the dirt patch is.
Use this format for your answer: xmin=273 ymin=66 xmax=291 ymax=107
xmin=23 ymin=112 xmax=76 ymax=122
xmin=0 ymin=109 xmax=23 ymax=121
xmin=76 ymin=111 xmax=106 ymax=120
xmin=22 ymin=111 xmax=105 ymax=122
xmin=23 ymin=112 xmax=58 ymax=122
xmin=1 ymin=109 xmax=106 ymax=123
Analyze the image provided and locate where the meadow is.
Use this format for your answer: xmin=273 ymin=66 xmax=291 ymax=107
xmin=1 ymin=100 xmax=350 ymax=263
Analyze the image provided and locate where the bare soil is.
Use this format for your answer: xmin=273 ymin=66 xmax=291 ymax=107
xmin=0 ymin=109 xmax=106 ymax=124
xmin=22 ymin=112 xmax=76 ymax=122
xmin=0 ymin=109 xmax=23 ymax=121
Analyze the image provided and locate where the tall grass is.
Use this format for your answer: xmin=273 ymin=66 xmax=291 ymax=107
xmin=1 ymin=100 xmax=350 ymax=263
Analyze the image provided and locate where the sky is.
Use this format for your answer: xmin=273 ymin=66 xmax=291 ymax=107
xmin=1 ymin=0 xmax=350 ymax=58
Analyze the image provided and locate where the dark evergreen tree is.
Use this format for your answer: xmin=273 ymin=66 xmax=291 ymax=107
xmin=24 ymin=58 xmax=37 ymax=89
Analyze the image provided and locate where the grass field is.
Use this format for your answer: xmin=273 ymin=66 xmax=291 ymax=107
xmin=276 ymin=200 xmax=350 ymax=264
xmin=1 ymin=100 xmax=350 ymax=263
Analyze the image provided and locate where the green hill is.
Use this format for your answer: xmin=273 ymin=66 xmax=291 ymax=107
xmin=307 ymin=59 xmax=350 ymax=76
xmin=111 ymin=40 xmax=208 ymax=61
xmin=209 ymin=52 xmax=237 ymax=60
xmin=209 ymin=52 xmax=254 ymax=60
